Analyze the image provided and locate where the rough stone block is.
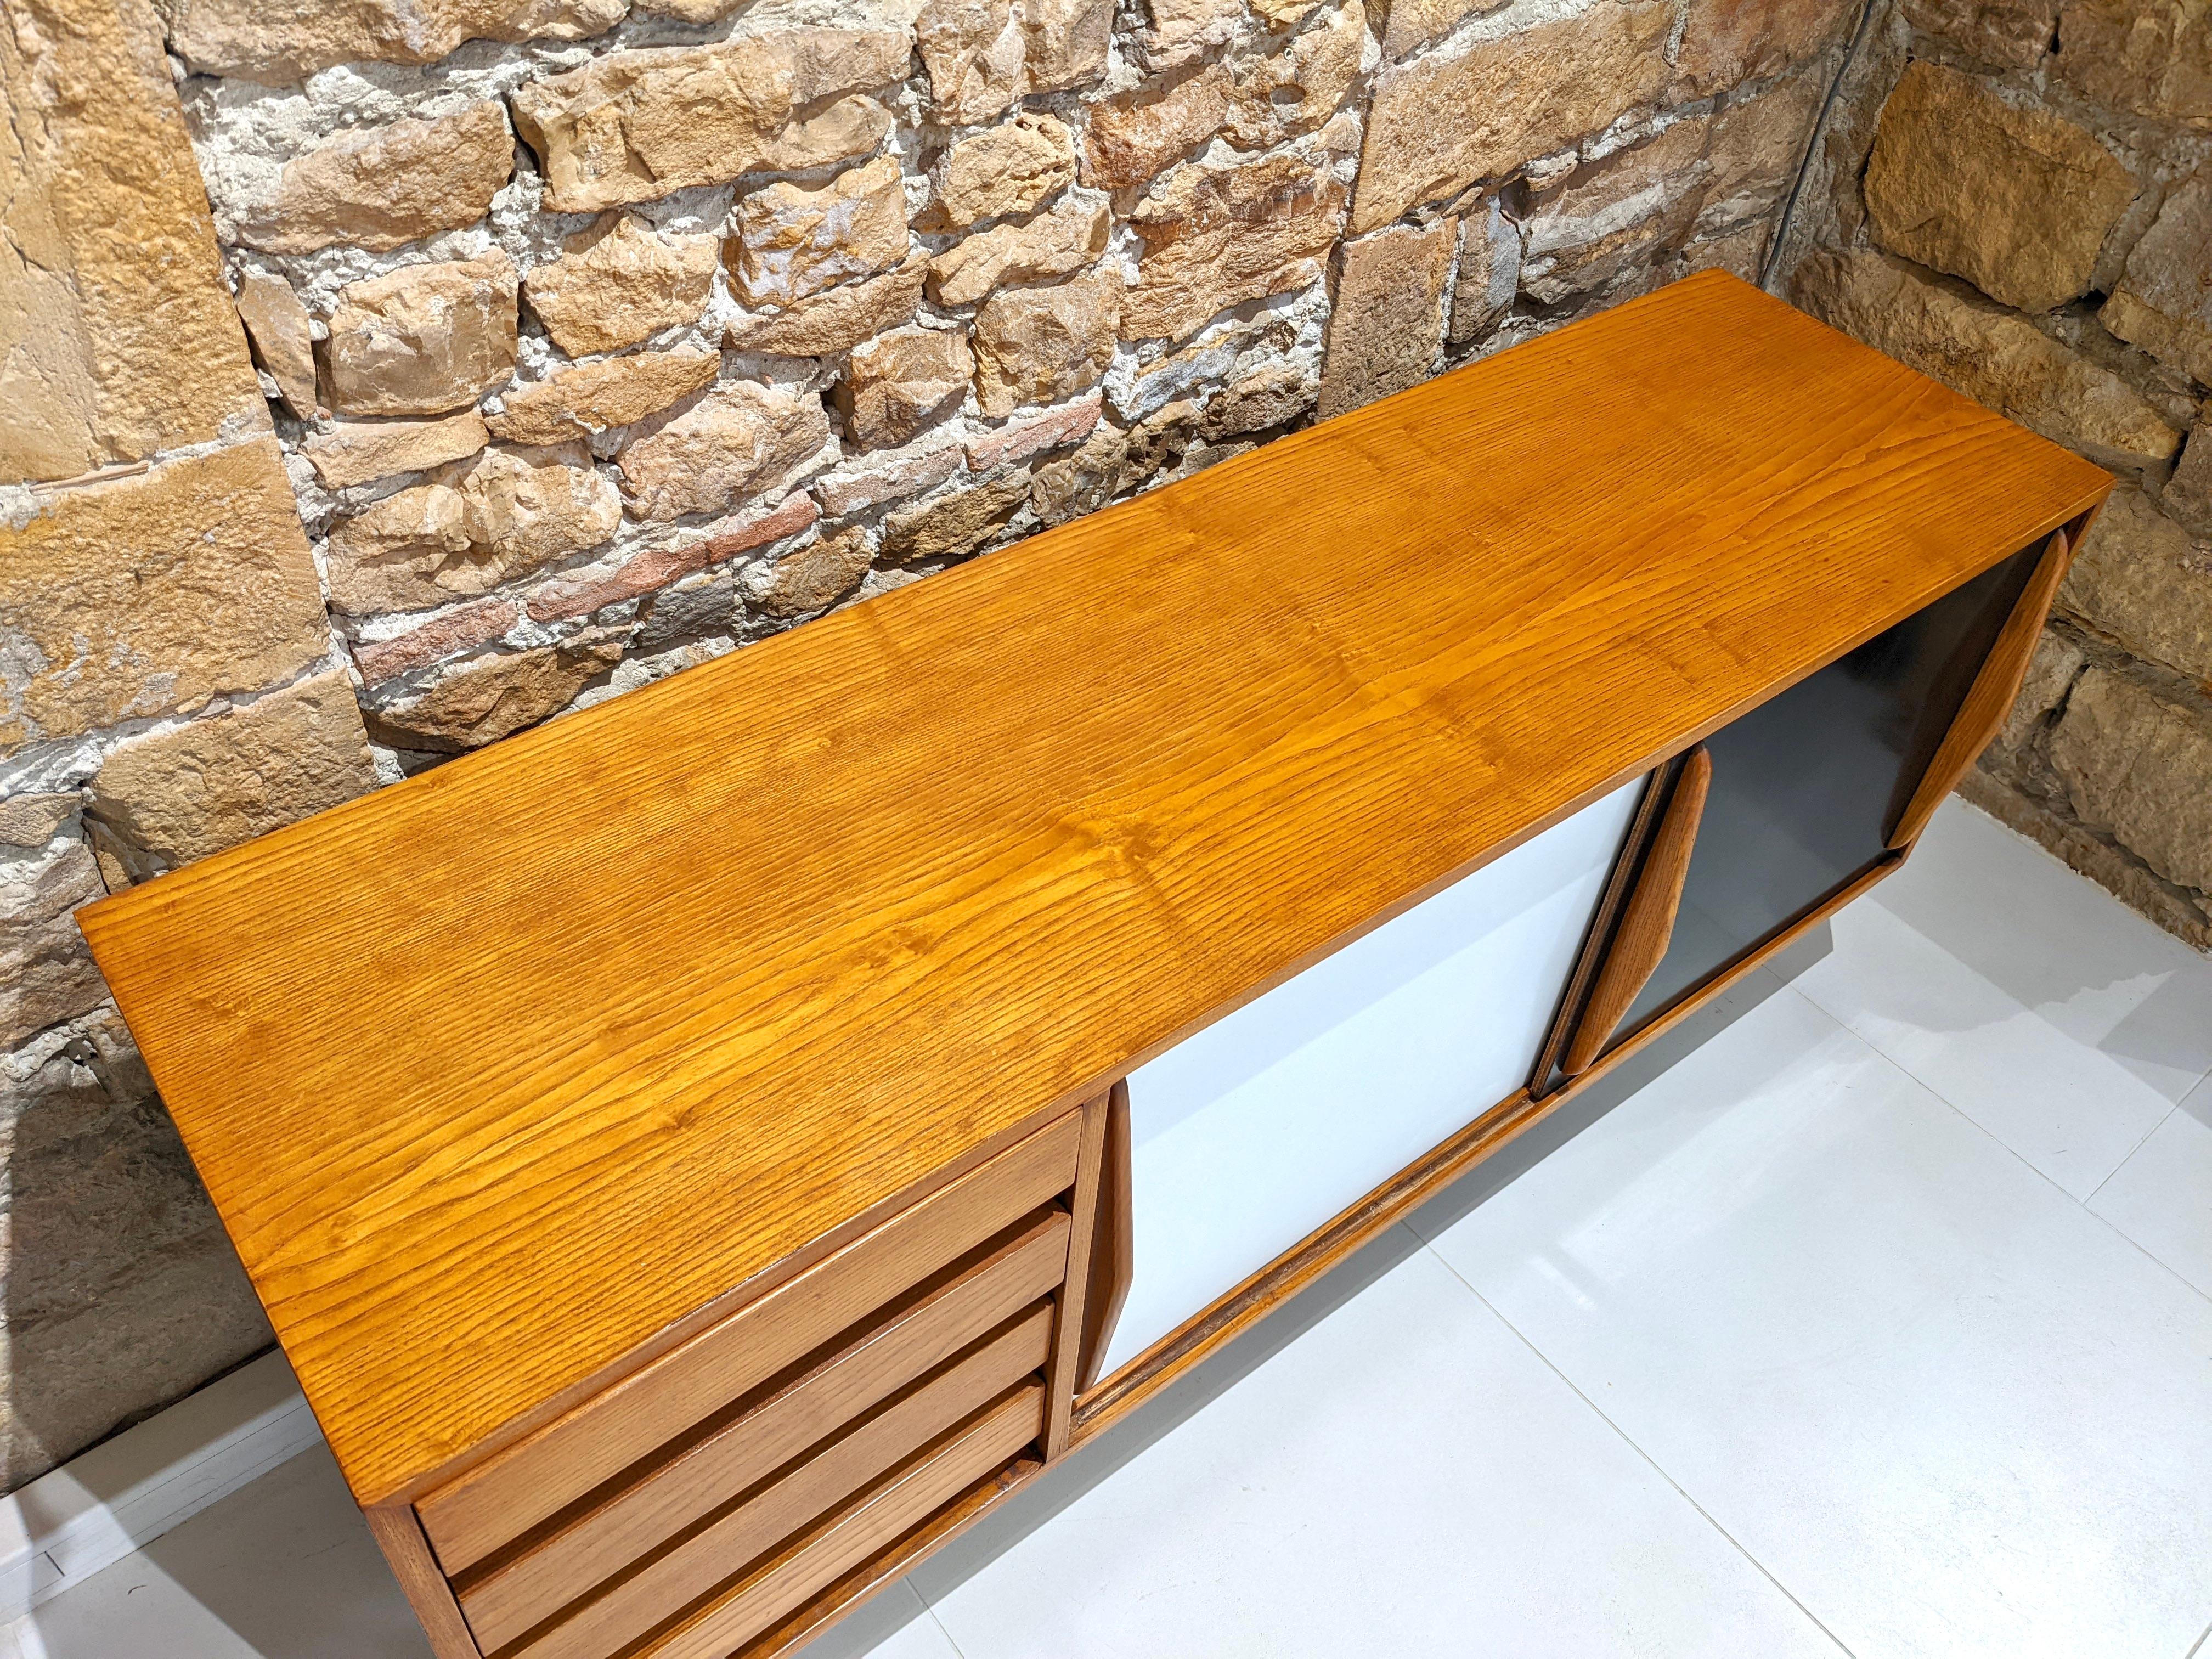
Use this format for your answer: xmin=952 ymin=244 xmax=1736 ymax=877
xmin=0 ymin=825 xmax=105 ymax=1052
xmin=86 ymin=671 xmax=377 ymax=887
xmin=972 ymin=268 xmax=1120 ymax=416
xmin=1675 ymin=0 xmax=1860 ymax=98
xmin=511 ymin=29 xmax=909 ymax=213
xmin=878 ymin=473 xmax=1030 ymax=564
xmin=840 ymin=326 xmax=975 ymax=450
xmin=325 ymin=251 xmax=520 ymax=418
xmin=1520 ymin=119 xmax=1711 ymax=306
xmin=0 ymin=439 xmax=326 ymax=751
xmin=524 ymin=216 xmax=720 ymax=358
xmin=1319 ymin=219 xmax=1455 ymax=419
xmin=2165 ymin=415 xmax=2212 ymax=537
xmin=1222 ymin=0 xmax=1364 ymax=149
xmin=965 ymin=391 xmax=1102 ymax=470
xmin=302 ymin=411 xmax=490 ymax=490
xmin=527 ymin=495 xmax=817 ymax=622
xmin=2057 ymin=485 xmax=2212 ymax=685
xmin=2055 ymin=0 xmax=2212 ymax=128
xmin=1792 ymin=249 xmax=2180 ymax=469
xmin=1354 ymin=1 xmax=1672 ymax=234
xmin=1124 ymin=146 xmax=1346 ymax=343
xmin=1994 ymin=627 xmax=2087 ymax=754
xmin=1082 ymin=64 xmax=1231 ymax=191
xmin=618 ymin=383 xmax=832 ymax=522
xmin=729 ymin=157 xmax=912 ymax=308
xmin=929 ymin=194 xmax=1111 ymax=307
xmin=486 ymin=349 xmax=719 ymax=446
xmin=1865 ymin=64 xmax=2134 ymax=314
xmin=0 ymin=0 xmax=264 ymax=480
xmin=1449 ymin=198 xmax=1522 ymax=345
xmin=1901 ymin=0 xmax=2063 ymax=69
xmin=812 ymin=428 xmax=965 ymax=516
xmin=936 ymin=112 xmax=1077 ymax=229
xmin=751 ymin=525 xmax=874 ymax=619
xmin=228 ymin=101 xmax=513 ymax=256
xmin=366 ymin=638 xmax=624 ymax=752
xmin=353 ymin=599 xmax=520 ymax=686
xmin=2049 ymin=666 xmax=2212 ymax=895
xmin=2101 ymin=163 xmax=2212 ymax=388
xmin=726 ymin=253 xmax=930 ymax=358
xmin=449 ymin=443 xmax=623 ymax=572
xmin=162 ymin=0 xmax=626 ymax=80
xmin=233 ymin=270 xmax=319 ymax=420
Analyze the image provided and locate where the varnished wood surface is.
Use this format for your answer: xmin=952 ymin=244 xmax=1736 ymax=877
xmin=1564 ymin=747 xmax=1712 ymax=1074
xmin=1042 ymin=1093 xmax=1110 ymax=1460
xmin=363 ymin=1505 xmax=481 ymax=1659
xmin=77 ymin=271 xmax=2111 ymax=1508
xmin=419 ymin=1113 xmax=1076 ymax=1571
xmin=638 ymin=1384 xmax=1044 ymax=1659
xmin=458 ymin=1209 xmax=1069 ymax=1651
xmin=1074 ymin=1081 xmax=1133 ymax=1394
xmin=736 ymin=1457 xmax=1042 ymax=1659
xmin=500 ymin=1308 xmax=1052 ymax=1659
xmin=1886 ymin=528 xmax=2073 ymax=848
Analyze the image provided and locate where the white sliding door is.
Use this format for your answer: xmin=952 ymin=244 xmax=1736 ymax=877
xmin=1097 ymin=778 xmax=1644 ymax=1380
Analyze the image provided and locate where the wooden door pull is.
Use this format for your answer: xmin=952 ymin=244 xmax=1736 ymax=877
xmin=1562 ymin=747 xmax=1712 ymax=1075
xmin=1885 ymin=528 xmax=2072 ymax=850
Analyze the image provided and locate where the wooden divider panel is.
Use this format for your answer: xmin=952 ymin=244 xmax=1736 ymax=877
xmin=1564 ymin=748 xmax=1711 ymax=1075
xmin=1885 ymin=528 xmax=2074 ymax=849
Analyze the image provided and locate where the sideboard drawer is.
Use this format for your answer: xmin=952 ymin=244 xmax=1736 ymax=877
xmin=636 ymin=1379 xmax=1046 ymax=1659
xmin=486 ymin=1301 xmax=1054 ymax=1659
xmin=458 ymin=1211 xmax=1068 ymax=1655
xmin=417 ymin=1111 xmax=1081 ymax=1576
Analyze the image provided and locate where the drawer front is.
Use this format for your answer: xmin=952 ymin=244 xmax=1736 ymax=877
xmin=458 ymin=1214 xmax=1069 ymax=1653
xmin=420 ymin=1111 xmax=1081 ymax=1573
xmin=1096 ymin=779 xmax=1641 ymax=1380
xmin=505 ymin=1306 xmax=1053 ymax=1659
xmin=640 ymin=1380 xmax=1046 ymax=1659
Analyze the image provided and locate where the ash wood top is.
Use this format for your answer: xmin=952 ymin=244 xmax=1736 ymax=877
xmin=78 ymin=273 xmax=2109 ymax=1506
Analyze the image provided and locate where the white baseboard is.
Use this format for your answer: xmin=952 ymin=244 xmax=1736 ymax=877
xmin=0 ymin=1351 xmax=320 ymax=1616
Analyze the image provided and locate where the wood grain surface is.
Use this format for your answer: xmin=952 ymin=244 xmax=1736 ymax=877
xmin=77 ymin=271 xmax=2111 ymax=1508
xmin=1563 ymin=747 xmax=1712 ymax=1074
xmin=496 ymin=1307 xmax=1053 ymax=1659
xmin=636 ymin=1383 xmax=1044 ymax=1659
xmin=419 ymin=1114 xmax=1076 ymax=1571
xmin=457 ymin=1211 xmax=1068 ymax=1649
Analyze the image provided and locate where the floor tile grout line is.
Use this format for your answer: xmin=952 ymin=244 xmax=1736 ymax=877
xmin=1418 ymin=1240 xmax=1862 ymax=1659
xmin=1782 ymin=975 xmax=2158 ymax=1209
xmin=2084 ymin=1103 xmax=2179 ymax=1206
xmin=1774 ymin=985 xmax=2212 ymax=1308
xmin=923 ymin=1599 xmax=972 ymax=1658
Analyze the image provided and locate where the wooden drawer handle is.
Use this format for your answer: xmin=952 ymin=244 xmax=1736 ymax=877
xmin=1885 ymin=527 xmax=2072 ymax=850
xmin=1075 ymin=1080 xmax=1132 ymax=1395
xmin=1562 ymin=747 xmax=1712 ymax=1075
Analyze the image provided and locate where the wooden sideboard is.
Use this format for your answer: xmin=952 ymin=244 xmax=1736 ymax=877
xmin=79 ymin=272 xmax=2108 ymax=1659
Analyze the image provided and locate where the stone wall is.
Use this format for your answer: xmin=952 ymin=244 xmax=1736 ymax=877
xmin=1780 ymin=0 xmax=2212 ymax=947
xmin=1 ymin=0 xmax=1856 ymax=1489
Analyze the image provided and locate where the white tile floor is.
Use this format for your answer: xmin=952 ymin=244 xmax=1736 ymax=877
xmin=15 ymin=802 xmax=2212 ymax=1659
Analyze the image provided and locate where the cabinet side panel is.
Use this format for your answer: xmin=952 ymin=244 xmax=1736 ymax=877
xmin=1097 ymin=779 xmax=1643 ymax=1379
